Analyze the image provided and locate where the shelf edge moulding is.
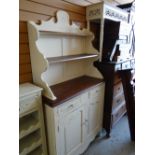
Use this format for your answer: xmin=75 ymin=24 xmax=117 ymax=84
xmin=27 ymin=10 xmax=101 ymax=101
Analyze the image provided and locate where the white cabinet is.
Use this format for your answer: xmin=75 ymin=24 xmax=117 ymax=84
xmin=44 ymin=83 xmax=105 ymax=155
xmin=27 ymin=10 xmax=105 ymax=155
xmin=19 ymin=83 xmax=47 ymax=155
xmin=85 ymin=85 xmax=104 ymax=145
xmin=88 ymin=100 xmax=100 ymax=135
xmin=58 ymin=103 xmax=86 ymax=155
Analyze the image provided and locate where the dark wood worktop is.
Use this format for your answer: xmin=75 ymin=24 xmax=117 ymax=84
xmin=43 ymin=75 xmax=103 ymax=107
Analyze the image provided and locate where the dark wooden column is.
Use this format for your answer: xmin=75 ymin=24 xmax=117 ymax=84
xmin=94 ymin=59 xmax=135 ymax=141
xmin=119 ymin=70 xmax=135 ymax=141
xmin=94 ymin=61 xmax=115 ymax=137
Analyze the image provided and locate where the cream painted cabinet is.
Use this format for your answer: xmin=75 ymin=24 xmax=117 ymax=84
xmin=86 ymin=85 xmax=104 ymax=144
xmin=27 ymin=10 xmax=105 ymax=155
xmin=58 ymin=103 xmax=86 ymax=155
xmin=19 ymin=83 xmax=47 ymax=155
xmin=44 ymin=84 xmax=105 ymax=155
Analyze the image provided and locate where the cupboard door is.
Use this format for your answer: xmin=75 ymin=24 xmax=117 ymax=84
xmin=87 ymin=85 xmax=105 ymax=142
xmin=59 ymin=105 xmax=86 ymax=155
xmin=87 ymin=99 xmax=100 ymax=141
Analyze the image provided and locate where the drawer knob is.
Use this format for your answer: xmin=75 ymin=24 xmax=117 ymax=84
xmin=68 ymin=104 xmax=74 ymax=109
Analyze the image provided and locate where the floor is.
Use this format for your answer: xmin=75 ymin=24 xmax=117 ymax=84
xmin=82 ymin=115 xmax=135 ymax=155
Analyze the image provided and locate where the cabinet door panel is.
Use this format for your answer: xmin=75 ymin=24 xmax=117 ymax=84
xmin=64 ymin=110 xmax=82 ymax=154
xmin=59 ymin=106 xmax=85 ymax=155
xmin=88 ymin=101 xmax=100 ymax=137
xmin=87 ymin=85 xmax=105 ymax=142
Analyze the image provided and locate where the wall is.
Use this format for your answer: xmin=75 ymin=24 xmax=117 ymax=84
xmin=19 ymin=0 xmax=86 ymax=83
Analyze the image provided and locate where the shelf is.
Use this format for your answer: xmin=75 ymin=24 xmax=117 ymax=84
xmin=39 ymin=30 xmax=92 ymax=37
xmin=28 ymin=145 xmax=43 ymax=155
xmin=43 ymin=76 xmax=103 ymax=107
xmin=19 ymin=111 xmax=40 ymax=139
xmin=19 ymin=130 xmax=42 ymax=155
xmin=19 ymin=107 xmax=38 ymax=118
xmin=47 ymin=53 xmax=99 ymax=63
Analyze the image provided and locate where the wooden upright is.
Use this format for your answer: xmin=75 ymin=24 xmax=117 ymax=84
xmin=94 ymin=59 xmax=135 ymax=141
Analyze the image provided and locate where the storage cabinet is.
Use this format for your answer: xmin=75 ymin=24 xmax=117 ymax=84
xmin=27 ymin=10 xmax=105 ymax=155
xmin=87 ymin=85 xmax=104 ymax=142
xmin=44 ymin=82 xmax=104 ymax=155
xmin=58 ymin=99 xmax=86 ymax=155
xmin=19 ymin=83 xmax=47 ymax=155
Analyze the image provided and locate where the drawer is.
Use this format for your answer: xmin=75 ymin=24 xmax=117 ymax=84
xmin=112 ymin=93 xmax=125 ymax=109
xmin=89 ymin=84 xmax=104 ymax=99
xmin=19 ymin=94 xmax=40 ymax=115
xmin=113 ymin=82 xmax=123 ymax=97
xmin=122 ymin=61 xmax=131 ymax=70
xmin=112 ymin=103 xmax=126 ymax=126
xmin=57 ymin=96 xmax=82 ymax=115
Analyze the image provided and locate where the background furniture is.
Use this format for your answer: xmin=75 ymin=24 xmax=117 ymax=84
xmin=28 ymin=10 xmax=105 ymax=155
xmin=86 ymin=2 xmax=130 ymax=136
xmin=86 ymin=2 xmax=135 ymax=141
xmin=94 ymin=59 xmax=135 ymax=140
xmin=19 ymin=83 xmax=47 ymax=155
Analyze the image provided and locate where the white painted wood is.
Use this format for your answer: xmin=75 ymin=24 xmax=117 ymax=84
xmin=86 ymin=2 xmax=129 ymax=62
xmin=19 ymin=83 xmax=47 ymax=155
xmin=86 ymin=2 xmax=103 ymax=20
xmin=86 ymin=85 xmax=105 ymax=144
xmin=59 ymin=105 xmax=86 ymax=155
xmin=28 ymin=10 xmax=105 ymax=155
xmin=63 ymin=0 xmax=91 ymax=6
xmin=64 ymin=61 xmax=86 ymax=81
xmin=44 ymin=105 xmax=58 ymax=155
xmin=28 ymin=10 xmax=103 ymax=101
xmin=63 ymin=0 xmax=123 ymax=6
xmin=19 ymin=83 xmax=42 ymax=99
xmin=99 ymin=18 xmax=104 ymax=61
xmin=27 ymin=21 xmax=57 ymax=100
xmin=44 ymin=83 xmax=105 ymax=155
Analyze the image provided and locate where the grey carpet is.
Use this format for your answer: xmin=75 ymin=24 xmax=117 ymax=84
xmin=82 ymin=115 xmax=135 ymax=155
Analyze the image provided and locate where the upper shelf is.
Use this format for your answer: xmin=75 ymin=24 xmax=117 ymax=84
xmin=39 ymin=30 xmax=92 ymax=37
xmin=27 ymin=10 xmax=100 ymax=100
xmin=47 ymin=53 xmax=99 ymax=63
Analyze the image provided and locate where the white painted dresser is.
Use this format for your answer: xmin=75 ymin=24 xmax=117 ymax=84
xmin=27 ymin=10 xmax=105 ymax=155
xmin=44 ymin=79 xmax=105 ymax=155
xmin=19 ymin=83 xmax=47 ymax=155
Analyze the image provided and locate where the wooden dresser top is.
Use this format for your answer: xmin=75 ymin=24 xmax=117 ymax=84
xmin=43 ymin=75 xmax=103 ymax=107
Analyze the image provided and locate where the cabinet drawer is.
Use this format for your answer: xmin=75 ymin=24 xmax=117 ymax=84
xmin=112 ymin=93 xmax=125 ymax=109
xmin=122 ymin=61 xmax=131 ymax=70
xmin=20 ymin=95 xmax=40 ymax=115
xmin=89 ymin=85 xmax=103 ymax=99
xmin=112 ymin=103 xmax=126 ymax=126
xmin=113 ymin=82 xmax=123 ymax=97
xmin=57 ymin=97 xmax=82 ymax=115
